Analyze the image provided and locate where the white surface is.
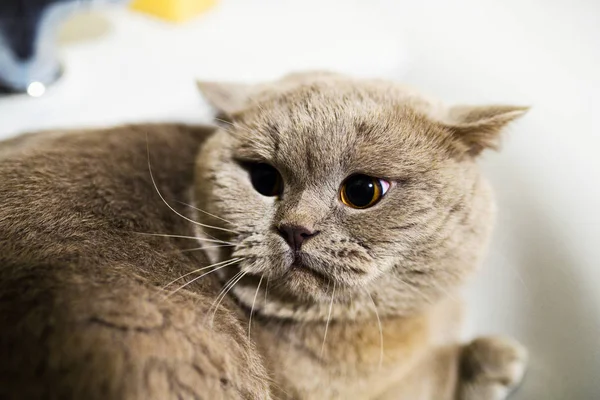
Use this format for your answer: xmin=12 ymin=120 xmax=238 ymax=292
xmin=0 ymin=0 xmax=407 ymax=136
xmin=1 ymin=1 xmax=599 ymax=399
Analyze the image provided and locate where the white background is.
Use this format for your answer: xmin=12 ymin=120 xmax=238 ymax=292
xmin=0 ymin=1 xmax=598 ymax=398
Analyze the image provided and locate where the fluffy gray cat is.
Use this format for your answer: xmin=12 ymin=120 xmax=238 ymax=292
xmin=0 ymin=72 xmax=528 ymax=399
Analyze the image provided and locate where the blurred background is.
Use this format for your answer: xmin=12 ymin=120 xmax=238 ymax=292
xmin=0 ymin=0 xmax=598 ymax=398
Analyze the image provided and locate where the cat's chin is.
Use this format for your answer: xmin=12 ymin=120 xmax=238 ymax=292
xmin=222 ymin=251 xmax=370 ymax=307
xmin=280 ymin=265 xmax=331 ymax=299
xmin=227 ymin=270 xmax=375 ymax=323
xmin=241 ymin=269 xmax=362 ymax=309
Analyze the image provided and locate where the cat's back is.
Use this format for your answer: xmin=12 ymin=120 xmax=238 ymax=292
xmin=0 ymin=123 xmax=210 ymax=263
xmin=0 ymin=124 xmax=272 ymax=400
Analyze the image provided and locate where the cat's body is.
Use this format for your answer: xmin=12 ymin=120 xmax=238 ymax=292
xmin=0 ymin=73 xmax=527 ymax=399
xmin=246 ymin=295 xmax=463 ymax=399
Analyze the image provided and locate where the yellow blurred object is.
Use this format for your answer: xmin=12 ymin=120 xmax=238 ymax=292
xmin=130 ymin=0 xmax=217 ymax=23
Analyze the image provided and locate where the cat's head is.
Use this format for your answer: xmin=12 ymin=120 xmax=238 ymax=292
xmin=194 ymin=72 xmax=526 ymax=320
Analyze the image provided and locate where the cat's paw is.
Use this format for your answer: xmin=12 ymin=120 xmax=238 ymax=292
xmin=457 ymin=336 xmax=528 ymax=400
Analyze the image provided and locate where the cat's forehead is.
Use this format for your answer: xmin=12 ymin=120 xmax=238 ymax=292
xmin=231 ymin=83 xmax=451 ymax=182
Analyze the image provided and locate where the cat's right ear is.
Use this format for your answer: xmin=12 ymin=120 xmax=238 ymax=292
xmin=196 ymin=80 xmax=253 ymax=117
xmin=441 ymin=104 xmax=529 ymax=157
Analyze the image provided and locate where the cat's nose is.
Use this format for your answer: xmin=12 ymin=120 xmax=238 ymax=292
xmin=277 ymin=224 xmax=319 ymax=251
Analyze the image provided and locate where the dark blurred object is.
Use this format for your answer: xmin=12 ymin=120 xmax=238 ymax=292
xmin=0 ymin=0 xmax=127 ymax=96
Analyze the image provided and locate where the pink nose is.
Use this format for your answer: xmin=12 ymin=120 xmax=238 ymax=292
xmin=277 ymin=224 xmax=319 ymax=251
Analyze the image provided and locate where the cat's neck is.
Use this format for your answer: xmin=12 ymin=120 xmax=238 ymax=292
xmin=227 ymin=279 xmax=378 ymax=323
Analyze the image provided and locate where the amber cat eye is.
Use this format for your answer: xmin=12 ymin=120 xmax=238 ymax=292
xmin=340 ymin=174 xmax=388 ymax=209
xmin=248 ymin=163 xmax=283 ymax=197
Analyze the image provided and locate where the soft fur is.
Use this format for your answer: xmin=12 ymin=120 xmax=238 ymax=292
xmin=0 ymin=72 xmax=528 ymax=399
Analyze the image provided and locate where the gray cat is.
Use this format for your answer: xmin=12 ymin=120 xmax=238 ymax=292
xmin=0 ymin=72 xmax=528 ymax=399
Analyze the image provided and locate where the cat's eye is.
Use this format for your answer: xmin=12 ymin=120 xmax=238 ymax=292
xmin=248 ymin=163 xmax=283 ymax=197
xmin=340 ymin=174 xmax=390 ymax=209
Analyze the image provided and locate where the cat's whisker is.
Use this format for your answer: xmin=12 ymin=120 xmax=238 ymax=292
xmin=248 ymin=274 xmax=264 ymax=339
xmin=209 ymin=270 xmax=248 ymax=326
xmin=320 ymin=281 xmax=336 ymax=360
xmin=204 ymin=270 xmax=242 ymax=323
xmin=398 ymin=272 xmax=453 ymax=302
xmin=179 ymin=244 xmax=238 ymax=253
xmin=493 ymin=250 xmax=530 ymax=298
xmin=132 ymin=232 xmax=235 ymax=245
xmin=429 ymin=279 xmax=458 ymax=302
xmin=163 ymin=257 xmax=243 ymax=290
xmin=264 ymin=275 xmax=270 ymax=304
xmin=214 ymin=126 xmax=237 ymax=137
xmin=366 ymin=291 xmax=385 ymax=370
xmin=394 ymin=273 xmax=422 ymax=295
xmin=208 ymin=270 xmax=243 ymax=312
xmin=213 ymin=119 xmax=241 ymax=136
xmin=166 ymin=258 xmax=243 ymax=297
xmin=214 ymin=117 xmax=234 ymax=126
xmin=175 ymin=200 xmax=238 ymax=227
xmin=214 ymin=118 xmax=255 ymax=136
xmin=146 ymin=137 xmax=239 ymax=235
xmin=206 ymin=269 xmax=246 ymax=322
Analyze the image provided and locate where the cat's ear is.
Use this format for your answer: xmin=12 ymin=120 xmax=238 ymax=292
xmin=443 ymin=105 xmax=529 ymax=156
xmin=196 ymin=80 xmax=253 ymax=116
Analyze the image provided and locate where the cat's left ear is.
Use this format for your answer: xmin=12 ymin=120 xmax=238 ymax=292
xmin=442 ymin=105 xmax=529 ymax=156
xmin=196 ymin=80 xmax=253 ymax=116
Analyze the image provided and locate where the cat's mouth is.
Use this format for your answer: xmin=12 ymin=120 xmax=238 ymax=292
xmin=233 ymin=251 xmax=332 ymax=297
xmin=288 ymin=252 xmax=330 ymax=284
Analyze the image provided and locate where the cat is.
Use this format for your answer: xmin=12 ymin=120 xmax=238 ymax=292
xmin=0 ymin=72 xmax=528 ymax=399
